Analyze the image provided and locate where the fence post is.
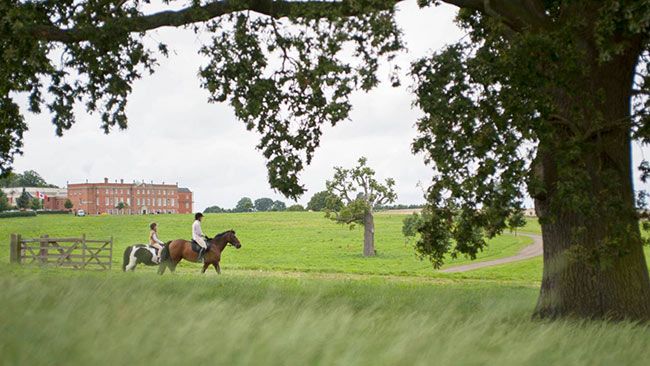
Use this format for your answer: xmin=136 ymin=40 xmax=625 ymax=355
xmin=16 ymin=234 xmax=22 ymax=264
xmin=10 ymin=234 xmax=17 ymax=264
xmin=40 ymin=234 xmax=48 ymax=265
xmin=109 ymin=236 xmax=113 ymax=270
xmin=81 ymin=234 xmax=86 ymax=269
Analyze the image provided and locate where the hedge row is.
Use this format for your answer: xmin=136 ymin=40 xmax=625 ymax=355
xmin=0 ymin=211 xmax=37 ymax=218
xmin=36 ymin=210 xmax=71 ymax=215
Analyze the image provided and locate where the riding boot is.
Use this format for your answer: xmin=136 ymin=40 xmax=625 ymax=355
xmin=197 ymin=248 xmax=205 ymax=262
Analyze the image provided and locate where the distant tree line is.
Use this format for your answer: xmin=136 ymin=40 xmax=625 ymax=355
xmin=203 ymin=190 xmax=422 ymax=215
xmin=0 ymin=170 xmax=58 ymax=188
xmin=204 ymin=197 xmax=305 ymax=214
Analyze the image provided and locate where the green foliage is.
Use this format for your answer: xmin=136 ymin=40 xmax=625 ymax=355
xmin=0 ymin=0 xmax=402 ymax=197
xmin=36 ymin=210 xmax=70 ymax=215
xmin=16 ymin=188 xmax=30 ymax=209
xmin=204 ymin=205 xmax=226 ymax=213
xmin=30 ymin=198 xmax=41 ymax=211
xmin=508 ymin=211 xmax=527 ymax=235
xmin=0 ymin=170 xmax=56 ymax=188
xmin=0 ymin=190 xmax=9 ymax=211
xmin=254 ymin=198 xmax=275 ymax=212
xmin=0 ymin=210 xmax=36 ymax=218
xmin=234 ymin=197 xmax=254 ymax=212
xmin=325 ymin=157 xmax=396 ymax=227
xmin=64 ymin=199 xmax=73 ymax=210
xmin=287 ymin=204 xmax=305 ymax=211
xmin=115 ymin=202 xmax=127 ymax=210
xmin=409 ymin=1 xmax=650 ymax=269
xmin=271 ymin=200 xmax=286 ymax=211
xmin=307 ymin=190 xmax=341 ymax=211
xmin=402 ymin=213 xmax=423 ymax=240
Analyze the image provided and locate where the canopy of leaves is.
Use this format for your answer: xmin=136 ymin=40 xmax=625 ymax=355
xmin=410 ymin=0 xmax=650 ymax=268
xmin=235 ymin=197 xmax=254 ymax=212
xmin=64 ymin=198 xmax=73 ymax=210
xmin=0 ymin=170 xmax=57 ymax=188
xmin=1 ymin=0 xmax=402 ymax=199
xmin=16 ymin=188 xmax=31 ymax=209
xmin=271 ymin=200 xmax=286 ymax=211
xmin=287 ymin=203 xmax=305 ymax=211
xmin=325 ymin=156 xmax=396 ymax=226
xmin=254 ymin=197 xmax=275 ymax=211
xmin=0 ymin=190 xmax=10 ymax=211
xmin=306 ymin=190 xmax=341 ymax=211
xmin=204 ymin=205 xmax=226 ymax=213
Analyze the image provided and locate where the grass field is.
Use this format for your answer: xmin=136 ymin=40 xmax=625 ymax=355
xmin=1 ymin=266 xmax=649 ymax=366
xmin=3 ymin=212 xmax=650 ymax=365
xmin=0 ymin=211 xmax=534 ymax=278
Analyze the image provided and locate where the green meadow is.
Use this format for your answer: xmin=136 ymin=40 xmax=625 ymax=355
xmin=0 ymin=211 xmax=535 ymax=279
xmin=2 ymin=212 xmax=650 ymax=365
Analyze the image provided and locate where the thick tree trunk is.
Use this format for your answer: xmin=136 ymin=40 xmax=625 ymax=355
xmin=363 ymin=211 xmax=375 ymax=257
xmin=532 ymin=49 xmax=650 ymax=320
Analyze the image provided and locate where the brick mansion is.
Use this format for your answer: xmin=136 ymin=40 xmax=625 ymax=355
xmin=2 ymin=178 xmax=193 ymax=215
xmin=67 ymin=178 xmax=193 ymax=215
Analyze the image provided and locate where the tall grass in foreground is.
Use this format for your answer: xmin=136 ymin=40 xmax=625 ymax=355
xmin=1 ymin=267 xmax=648 ymax=365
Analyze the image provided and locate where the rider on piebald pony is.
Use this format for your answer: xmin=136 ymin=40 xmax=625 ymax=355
xmin=149 ymin=222 xmax=164 ymax=263
xmin=192 ymin=212 xmax=209 ymax=261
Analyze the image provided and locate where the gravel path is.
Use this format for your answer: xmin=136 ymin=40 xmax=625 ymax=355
xmin=440 ymin=233 xmax=543 ymax=273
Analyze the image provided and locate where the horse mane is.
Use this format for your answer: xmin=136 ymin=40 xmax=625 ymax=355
xmin=213 ymin=230 xmax=234 ymax=240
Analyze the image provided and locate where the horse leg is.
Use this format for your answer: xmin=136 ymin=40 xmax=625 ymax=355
xmin=170 ymin=260 xmax=178 ymax=273
xmin=201 ymin=262 xmax=209 ymax=274
xmin=213 ymin=262 xmax=221 ymax=274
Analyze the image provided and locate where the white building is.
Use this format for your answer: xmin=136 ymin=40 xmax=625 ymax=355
xmin=1 ymin=187 xmax=67 ymax=206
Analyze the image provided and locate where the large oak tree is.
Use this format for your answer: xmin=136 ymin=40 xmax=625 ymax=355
xmin=2 ymin=0 xmax=650 ymax=320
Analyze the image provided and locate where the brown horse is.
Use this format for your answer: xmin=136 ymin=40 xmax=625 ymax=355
xmin=158 ymin=230 xmax=241 ymax=275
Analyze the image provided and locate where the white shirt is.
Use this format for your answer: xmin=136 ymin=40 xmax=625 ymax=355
xmin=192 ymin=220 xmax=204 ymax=242
xmin=151 ymin=231 xmax=164 ymax=245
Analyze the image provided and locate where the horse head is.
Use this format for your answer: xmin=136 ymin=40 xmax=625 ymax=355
xmin=226 ymin=229 xmax=241 ymax=249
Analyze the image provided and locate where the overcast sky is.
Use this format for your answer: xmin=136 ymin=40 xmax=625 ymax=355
xmin=11 ymin=1 xmax=650 ymax=211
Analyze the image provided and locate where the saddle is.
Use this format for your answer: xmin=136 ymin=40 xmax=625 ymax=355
xmin=191 ymin=240 xmax=211 ymax=253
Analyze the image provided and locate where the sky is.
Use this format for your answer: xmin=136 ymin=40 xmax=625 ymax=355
xmin=10 ymin=0 xmax=650 ymax=211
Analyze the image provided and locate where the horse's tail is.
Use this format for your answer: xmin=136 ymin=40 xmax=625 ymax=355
xmin=122 ymin=246 xmax=132 ymax=272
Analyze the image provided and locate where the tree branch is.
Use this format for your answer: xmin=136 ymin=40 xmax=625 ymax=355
xmin=27 ymin=0 xmax=402 ymax=43
xmin=443 ymin=0 xmax=551 ymax=32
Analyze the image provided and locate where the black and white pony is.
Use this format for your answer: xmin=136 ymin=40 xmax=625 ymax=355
xmin=122 ymin=243 xmax=169 ymax=271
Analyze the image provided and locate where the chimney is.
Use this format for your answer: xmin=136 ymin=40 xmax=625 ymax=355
xmin=120 ymin=179 xmax=124 ymax=184
xmin=85 ymin=179 xmax=88 ymax=183
xmin=104 ymin=177 xmax=108 ymax=184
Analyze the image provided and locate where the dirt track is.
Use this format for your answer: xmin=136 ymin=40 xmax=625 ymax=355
xmin=440 ymin=233 xmax=543 ymax=273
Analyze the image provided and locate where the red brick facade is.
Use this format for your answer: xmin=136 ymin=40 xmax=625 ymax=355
xmin=67 ymin=178 xmax=193 ymax=215
xmin=43 ymin=196 xmax=68 ymax=211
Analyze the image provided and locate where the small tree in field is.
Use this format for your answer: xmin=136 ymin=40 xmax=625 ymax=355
xmin=30 ymin=198 xmax=41 ymax=211
xmin=16 ymin=188 xmax=30 ymax=210
xmin=64 ymin=199 xmax=73 ymax=211
xmin=287 ymin=204 xmax=305 ymax=212
xmin=271 ymin=200 xmax=286 ymax=211
xmin=254 ymin=197 xmax=274 ymax=212
xmin=326 ymin=157 xmax=397 ymax=257
xmin=0 ymin=190 xmax=10 ymax=211
xmin=235 ymin=197 xmax=254 ymax=213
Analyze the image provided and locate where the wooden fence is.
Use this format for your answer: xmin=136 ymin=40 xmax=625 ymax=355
xmin=9 ymin=234 xmax=113 ymax=270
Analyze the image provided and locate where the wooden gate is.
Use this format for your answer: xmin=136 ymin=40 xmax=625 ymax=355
xmin=9 ymin=234 xmax=113 ymax=270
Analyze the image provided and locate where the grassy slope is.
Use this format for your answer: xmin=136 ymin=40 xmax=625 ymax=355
xmin=0 ymin=212 xmax=531 ymax=277
xmin=1 ymin=267 xmax=648 ymax=366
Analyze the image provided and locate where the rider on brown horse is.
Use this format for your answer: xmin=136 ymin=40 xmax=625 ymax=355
xmin=192 ymin=212 xmax=209 ymax=261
